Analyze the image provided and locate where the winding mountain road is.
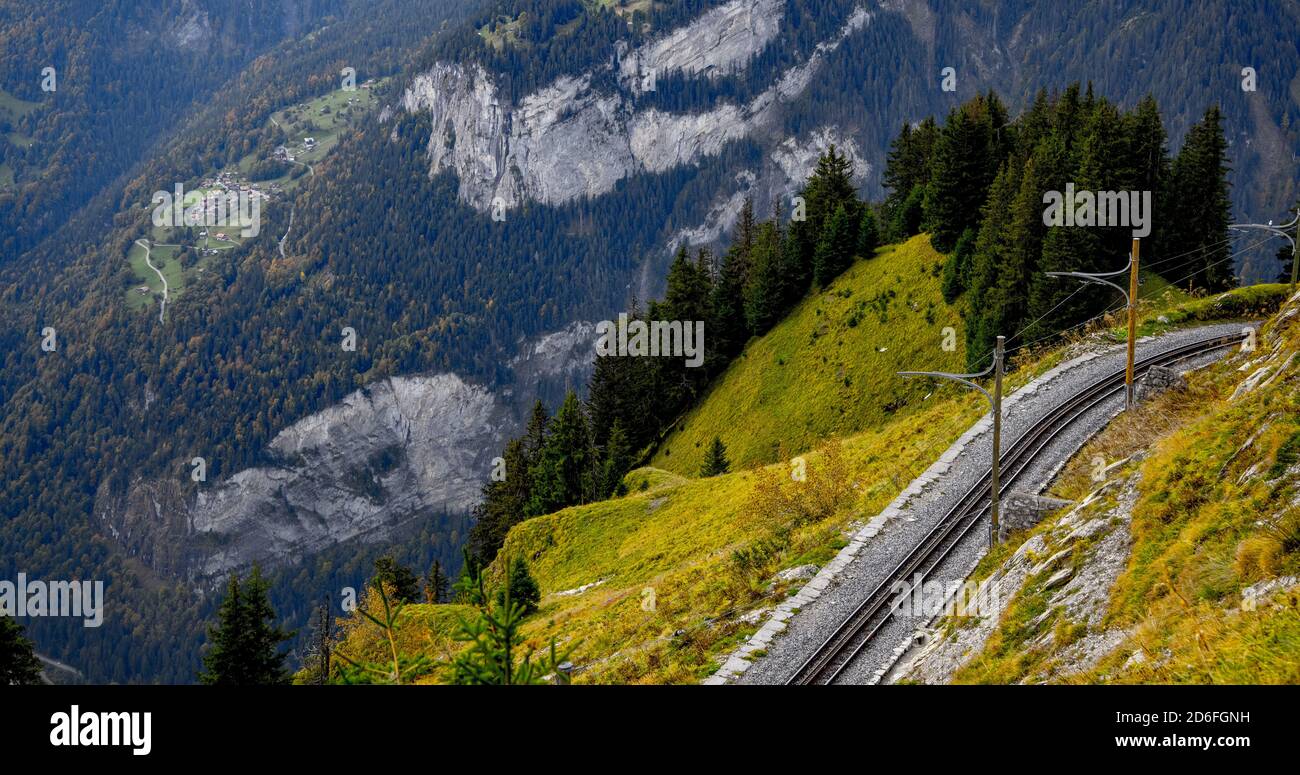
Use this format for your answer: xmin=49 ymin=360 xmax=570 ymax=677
xmin=135 ymin=239 xmax=168 ymax=324
xmin=279 ymin=205 xmax=294 ymax=259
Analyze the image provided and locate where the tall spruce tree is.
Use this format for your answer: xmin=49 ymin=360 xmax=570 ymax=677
xmin=597 ymin=420 xmax=633 ymax=499
xmin=527 ymin=391 xmax=592 ymax=515
xmin=964 ymin=160 xmax=1020 ymax=369
xmin=889 ymin=184 xmax=926 ymax=242
xmin=424 ymin=560 xmax=450 ymax=604
xmin=468 ymin=437 xmax=532 ymax=566
xmin=924 ymin=93 xmax=1008 ymax=252
xmin=883 ymin=117 xmax=938 ymax=238
xmin=789 ymin=146 xmax=859 ymax=293
xmin=814 ymin=203 xmax=855 ymax=286
xmin=1122 ymin=94 xmax=1171 ymax=257
xmin=745 ymin=221 xmax=788 ymax=334
xmin=1169 ymin=105 xmax=1234 ymax=292
xmin=940 ymin=227 xmax=977 ymax=303
xmin=857 ymin=206 xmax=879 ymax=258
xmin=712 ymin=243 xmax=752 ymax=359
xmin=700 ymin=436 xmax=731 ymax=477
xmin=200 ymin=567 xmax=293 ymax=685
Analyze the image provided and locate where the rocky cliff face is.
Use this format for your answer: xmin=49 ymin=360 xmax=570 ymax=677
xmin=401 ymin=1 xmax=872 ymax=217
xmin=97 ymin=323 xmax=597 ymax=583
xmin=617 ymin=0 xmax=785 ymax=91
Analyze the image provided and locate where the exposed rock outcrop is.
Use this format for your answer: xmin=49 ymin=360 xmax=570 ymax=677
xmin=97 ymin=323 xmax=600 ymax=583
xmin=401 ymin=4 xmax=872 ymax=214
xmin=617 ymin=0 xmax=785 ymax=92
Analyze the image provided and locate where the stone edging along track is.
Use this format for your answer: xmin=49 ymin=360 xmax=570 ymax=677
xmin=705 ymin=323 xmax=1250 ymax=685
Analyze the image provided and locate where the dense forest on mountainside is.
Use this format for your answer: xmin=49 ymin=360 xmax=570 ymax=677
xmin=883 ymin=87 xmax=1241 ymax=369
xmin=0 ymin=0 xmax=487 ymax=683
xmin=469 ymin=146 xmax=878 ymax=565
xmin=0 ymin=90 xmax=760 ymax=682
xmin=422 ymin=0 xmax=727 ymax=99
xmin=0 ymin=0 xmax=355 ymax=259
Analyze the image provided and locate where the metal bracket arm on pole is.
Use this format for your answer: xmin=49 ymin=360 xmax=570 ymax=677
xmin=896 ymin=369 xmax=993 ymax=404
xmin=1044 ymin=243 xmax=1139 ymax=409
xmin=1044 ymin=259 xmax=1132 ymax=306
xmin=898 ymin=335 xmax=1004 ymax=549
xmin=1230 ymin=210 xmax=1300 ymax=291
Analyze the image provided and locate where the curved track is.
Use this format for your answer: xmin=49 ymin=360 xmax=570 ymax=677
xmin=786 ymin=330 xmax=1247 ymax=685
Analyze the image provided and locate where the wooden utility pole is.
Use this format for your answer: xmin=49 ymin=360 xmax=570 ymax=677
xmin=1046 ymin=243 xmax=1139 ymax=411
xmin=899 ymin=336 xmax=1006 ymax=550
xmin=1126 ymin=238 xmax=1140 ymax=410
xmin=990 ymin=335 xmax=1004 ymax=547
xmin=1293 ymin=217 xmax=1299 ymax=293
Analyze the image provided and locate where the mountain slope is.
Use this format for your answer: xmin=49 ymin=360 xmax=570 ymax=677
xmin=340 ymin=239 xmax=994 ymax=683
xmin=2 ymin=0 xmax=1297 ymax=684
xmin=652 ymin=235 xmax=963 ymax=475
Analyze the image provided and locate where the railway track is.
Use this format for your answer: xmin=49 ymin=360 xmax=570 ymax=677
xmin=786 ymin=329 xmax=1248 ymax=685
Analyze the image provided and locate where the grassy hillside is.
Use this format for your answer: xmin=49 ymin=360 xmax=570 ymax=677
xmin=653 ymin=235 xmax=966 ymax=476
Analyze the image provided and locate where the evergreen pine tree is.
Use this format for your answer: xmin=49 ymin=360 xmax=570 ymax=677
xmin=200 ymin=567 xmax=293 ymax=685
xmin=814 ymin=203 xmax=855 ymax=286
xmin=924 ymin=93 xmax=1008 ymax=252
xmin=1122 ymin=94 xmax=1171 ymax=257
xmin=857 ymin=206 xmax=879 ymax=258
xmin=964 ymin=161 xmax=1019 ymax=370
xmin=889 ymin=184 xmax=926 ymax=241
xmin=700 ymin=436 xmax=731 ymax=477
xmin=527 ymin=391 xmax=591 ymax=515
xmin=522 ymin=399 xmax=549 ymax=464
xmin=598 ymin=420 xmax=633 ymax=498
xmin=372 ymin=555 xmax=421 ymax=603
xmin=0 ymin=616 xmax=43 ymax=685
xmin=663 ymin=244 xmax=712 ymax=322
xmin=424 ymin=560 xmax=450 ymax=604
xmin=789 ymin=146 xmax=859 ymax=290
xmin=940 ymin=227 xmax=977 ymax=303
xmin=468 ymin=437 xmax=532 ymax=566
xmin=882 ymin=117 xmax=937 ymax=236
xmin=712 ymin=242 xmax=752 ymax=359
xmin=1169 ymin=105 xmax=1234 ymax=292
xmin=745 ymin=221 xmax=788 ymax=334
xmin=495 ymin=557 xmax=541 ymax=616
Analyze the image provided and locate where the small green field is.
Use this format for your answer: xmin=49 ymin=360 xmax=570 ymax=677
xmin=124 ymin=240 xmax=219 ymax=313
xmin=478 ymin=15 xmax=526 ymax=50
xmin=236 ymin=81 xmax=385 ymax=191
